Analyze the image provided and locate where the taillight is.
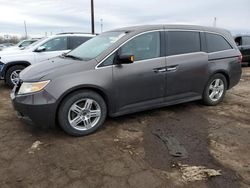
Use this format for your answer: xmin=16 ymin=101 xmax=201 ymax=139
xmin=239 ymin=54 xmax=243 ymax=64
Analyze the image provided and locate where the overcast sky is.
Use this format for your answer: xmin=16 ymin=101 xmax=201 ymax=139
xmin=0 ymin=0 xmax=249 ymax=37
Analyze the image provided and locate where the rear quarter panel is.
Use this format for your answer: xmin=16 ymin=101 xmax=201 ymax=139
xmin=207 ymin=49 xmax=242 ymax=89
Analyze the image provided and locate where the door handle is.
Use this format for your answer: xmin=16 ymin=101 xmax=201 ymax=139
xmin=167 ymin=67 xmax=177 ymax=71
xmin=166 ymin=65 xmax=178 ymax=72
xmin=154 ymin=68 xmax=167 ymax=73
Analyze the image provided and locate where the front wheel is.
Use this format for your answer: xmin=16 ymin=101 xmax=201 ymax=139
xmin=58 ymin=90 xmax=107 ymax=136
xmin=6 ymin=65 xmax=26 ymax=88
xmin=202 ymin=74 xmax=227 ymax=106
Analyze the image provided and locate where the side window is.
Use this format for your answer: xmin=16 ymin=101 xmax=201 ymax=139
xmin=42 ymin=37 xmax=67 ymax=51
xmin=120 ymin=32 xmax=160 ymax=61
xmin=68 ymin=36 xmax=92 ymax=50
xmin=99 ymin=53 xmax=115 ymax=67
xmin=242 ymin=36 xmax=250 ymax=45
xmin=168 ymin=31 xmax=201 ymax=56
xmin=206 ymin=33 xmax=232 ymax=53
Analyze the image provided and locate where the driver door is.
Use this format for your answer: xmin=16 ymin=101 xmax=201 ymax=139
xmin=113 ymin=31 xmax=166 ymax=113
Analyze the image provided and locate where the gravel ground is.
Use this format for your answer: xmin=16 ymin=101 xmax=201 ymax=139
xmin=0 ymin=67 xmax=249 ymax=188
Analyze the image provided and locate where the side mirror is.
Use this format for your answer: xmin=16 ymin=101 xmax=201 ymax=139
xmin=35 ymin=46 xmax=46 ymax=52
xmin=116 ymin=54 xmax=135 ymax=65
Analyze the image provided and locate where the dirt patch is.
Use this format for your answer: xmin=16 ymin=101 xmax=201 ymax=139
xmin=143 ymin=106 xmax=241 ymax=187
xmin=178 ymin=164 xmax=222 ymax=182
xmin=27 ymin=140 xmax=43 ymax=154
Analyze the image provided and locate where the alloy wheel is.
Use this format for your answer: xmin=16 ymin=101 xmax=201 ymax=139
xmin=68 ymin=98 xmax=101 ymax=131
xmin=208 ymin=79 xmax=224 ymax=102
xmin=10 ymin=70 xmax=22 ymax=85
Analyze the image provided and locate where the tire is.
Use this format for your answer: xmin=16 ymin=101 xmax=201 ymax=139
xmin=202 ymin=74 xmax=227 ymax=106
xmin=58 ymin=90 xmax=107 ymax=136
xmin=6 ymin=65 xmax=26 ymax=88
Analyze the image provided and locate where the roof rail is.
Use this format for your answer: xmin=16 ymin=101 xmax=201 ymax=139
xmin=56 ymin=32 xmax=97 ymax=35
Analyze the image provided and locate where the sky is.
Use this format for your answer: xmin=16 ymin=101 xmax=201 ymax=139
xmin=0 ymin=0 xmax=249 ymax=37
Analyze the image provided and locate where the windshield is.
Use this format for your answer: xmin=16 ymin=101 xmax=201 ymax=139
xmin=67 ymin=31 xmax=126 ymax=60
xmin=16 ymin=40 xmax=24 ymax=46
xmin=19 ymin=40 xmax=36 ymax=47
xmin=24 ymin=37 xmax=47 ymax=49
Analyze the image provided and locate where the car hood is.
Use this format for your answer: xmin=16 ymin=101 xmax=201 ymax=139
xmin=19 ymin=56 xmax=96 ymax=82
xmin=0 ymin=49 xmax=31 ymax=63
xmin=2 ymin=46 xmax=20 ymax=51
xmin=0 ymin=48 xmax=27 ymax=56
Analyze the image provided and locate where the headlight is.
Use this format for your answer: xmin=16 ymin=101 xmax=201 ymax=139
xmin=18 ymin=80 xmax=50 ymax=95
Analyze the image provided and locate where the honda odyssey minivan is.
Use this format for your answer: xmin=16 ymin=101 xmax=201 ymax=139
xmin=11 ymin=25 xmax=242 ymax=136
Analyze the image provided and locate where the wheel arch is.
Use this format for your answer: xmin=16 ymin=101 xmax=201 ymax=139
xmin=55 ymin=85 xmax=111 ymax=125
xmin=209 ymin=70 xmax=230 ymax=90
xmin=3 ymin=61 xmax=31 ymax=80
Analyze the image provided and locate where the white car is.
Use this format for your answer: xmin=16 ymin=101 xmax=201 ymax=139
xmin=0 ymin=33 xmax=95 ymax=87
xmin=3 ymin=39 xmax=39 ymax=51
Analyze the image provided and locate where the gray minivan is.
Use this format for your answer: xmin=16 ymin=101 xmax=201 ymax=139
xmin=11 ymin=25 xmax=242 ymax=136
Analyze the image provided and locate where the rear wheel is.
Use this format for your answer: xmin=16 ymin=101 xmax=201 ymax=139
xmin=202 ymin=74 xmax=227 ymax=106
xmin=58 ymin=90 xmax=107 ymax=136
xmin=6 ymin=65 xmax=26 ymax=88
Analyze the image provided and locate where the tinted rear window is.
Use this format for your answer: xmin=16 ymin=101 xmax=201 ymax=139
xmin=242 ymin=36 xmax=250 ymax=45
xmin=68 ymin=36 xmax=92 ymax=49
xmin=168 ymin=31 xmax=201 ymax=56
xmin=206 ymin=33 xmax=232 ymax=53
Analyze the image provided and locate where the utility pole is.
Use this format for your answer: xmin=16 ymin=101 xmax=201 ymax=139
xmin=213 ymin=17 xmax=217 ymax=27
xmin=100 ymin=19 xmax=103 ymax=33
xmin=91 ymin=0 xmax=95 ymax=34
xmin=24 ymin=20 xmax=28 ymax=39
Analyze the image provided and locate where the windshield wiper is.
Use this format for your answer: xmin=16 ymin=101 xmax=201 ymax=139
xmin=62 ymin=54 xmax=83 ymax=60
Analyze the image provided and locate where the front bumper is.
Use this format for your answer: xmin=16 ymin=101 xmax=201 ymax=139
xmin=11 ymin=88 xmax=58 ymax=128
